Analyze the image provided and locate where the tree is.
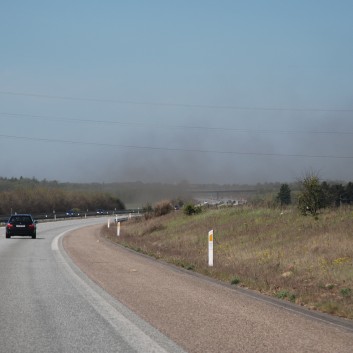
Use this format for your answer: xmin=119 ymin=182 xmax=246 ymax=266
xmin=346 ymin=182 xmax=353 ymax=204
xmin=330 ymin=183 xmax=346 ymax=207
xmin=320 ymin=181 xmax=332 ymax=207
xmin=277 ymin=184 xmax=291 ymax=205
xmin=297 ymin=174 xmax=325 ymax=217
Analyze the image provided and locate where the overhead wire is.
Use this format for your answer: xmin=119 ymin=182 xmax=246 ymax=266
xmin=1 ymin=91 xmax=353 ymax=112
xmin=1 ymin=91 xmax=352 ymax=160
xmin=0 ymin=133 xmax=352 ymax=159
xmin=1 ymin=112 xmax=353 ymax=136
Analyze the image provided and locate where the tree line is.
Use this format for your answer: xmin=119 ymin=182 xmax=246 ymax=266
xmin=0 ymin=181 xmax=125 ymax=215
xmin=277 ymin=176 xmax=353 ymax=217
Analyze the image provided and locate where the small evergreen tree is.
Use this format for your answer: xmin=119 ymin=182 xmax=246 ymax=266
xmin=277 ymin=184 xmax=291 ymax=205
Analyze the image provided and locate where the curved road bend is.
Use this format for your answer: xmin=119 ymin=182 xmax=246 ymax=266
xmin=63 ymin=224 xmax=353 ymax=353
xmin=0 ymin=218 xmax=185 ymax=353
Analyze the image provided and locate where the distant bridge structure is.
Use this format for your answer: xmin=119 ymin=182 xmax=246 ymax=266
xmin=190 ymin=189 xmax=256 ymax=200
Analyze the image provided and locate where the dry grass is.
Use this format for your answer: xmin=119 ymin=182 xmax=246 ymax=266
xmin=102 ymin=205 xmax=353 ymax=319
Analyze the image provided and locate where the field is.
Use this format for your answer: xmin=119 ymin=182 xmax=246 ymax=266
xmin=102 ymin=205 xmax=353 ymax=319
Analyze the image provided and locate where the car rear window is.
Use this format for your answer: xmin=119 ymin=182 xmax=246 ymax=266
xmin=10 ymin=216 xmax=32 ymax=223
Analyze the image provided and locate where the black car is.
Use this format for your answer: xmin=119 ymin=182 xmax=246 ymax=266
xmin=6 ymin=214 xmax=37 ymax=239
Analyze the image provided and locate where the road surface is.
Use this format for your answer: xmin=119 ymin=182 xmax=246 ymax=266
xmin=1 ymin=218 xmax=353 ymax=352
xmin=0 ymin=218 xmax=185 ymax=353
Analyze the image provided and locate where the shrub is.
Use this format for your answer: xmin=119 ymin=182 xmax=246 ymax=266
xmin=340 ymin=288 xmax=352 ymax=297
xmin=297 ymin=174 xmax=325 ymax=217
xmin=154 ymin=200 xmax=172 ymax=217
xmin=276 ymin=290 xmax=296 ymax=302
xmin=276 ymin=290 xmax=289 ymax=299
xmin=231 ymin=276 xmax=240 ymax=285
xmin=183 ymin=204 xmax=195 ymax=215
xmin=183 ymin=203 xmax=202 ymax=216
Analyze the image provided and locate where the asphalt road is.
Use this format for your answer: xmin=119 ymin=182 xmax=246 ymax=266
xmin=2 ymin=218 xmax=353 ymax=353
xmin=0 ymin=218 xmax=185 ymax=353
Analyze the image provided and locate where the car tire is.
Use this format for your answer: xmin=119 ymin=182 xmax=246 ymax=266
xmin=6 ymin=234 xmax=10 ymax=239
xmin=32 ymin=233 xmax=36 ymax=239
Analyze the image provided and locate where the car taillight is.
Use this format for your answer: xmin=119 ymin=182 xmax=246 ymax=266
xmin=28 ymin=224 xmax=35 ymax=230
xmin=6 ymin=223 xmax=13 ymax=230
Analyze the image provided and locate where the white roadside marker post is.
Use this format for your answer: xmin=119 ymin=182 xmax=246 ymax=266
xmin=208 ymin=230 xmax=214 ymax=267
xmin=117 ymin=221 xmax=121 ymax=236
xmin=107 ymin=218 xmax=110 ymax=228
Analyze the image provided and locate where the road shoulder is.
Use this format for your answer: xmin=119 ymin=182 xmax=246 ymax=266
xmin=63 ymin=224 xmax=353 ymax=353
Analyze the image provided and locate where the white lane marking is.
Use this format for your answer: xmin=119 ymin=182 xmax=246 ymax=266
xmin=51 ymin=218 xmax=108 ymax=251
xmin=51 ymin=226 xmax=185 ymax=353
xmin=51 ymin=226 xmax=82 ymax=251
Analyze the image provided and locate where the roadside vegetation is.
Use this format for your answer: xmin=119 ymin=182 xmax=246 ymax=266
xmin=0 ymin=177 xmax=125 ymax=215
xmin=2 ymin=175 xmax=353 ymax=318
xmin=103 ymin=204 xmax=353 ymax=320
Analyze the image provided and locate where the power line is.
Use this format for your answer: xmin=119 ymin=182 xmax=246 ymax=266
xmin=1 ymin=112 xmax=353 ymax=136
xmin=1 ymin=133 xmax=353 ymax=159
xmin=1 ymin=91 xmax=352 ymax=112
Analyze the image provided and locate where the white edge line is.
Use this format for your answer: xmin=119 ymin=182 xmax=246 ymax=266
xmin=51 ymin=225 xmax=186 ymax=353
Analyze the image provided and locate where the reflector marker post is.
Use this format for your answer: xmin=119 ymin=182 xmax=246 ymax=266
xmin=208 ymin=230 xmax=214 ymax=267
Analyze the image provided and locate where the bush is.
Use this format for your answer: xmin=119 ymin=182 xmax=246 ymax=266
xmin=231 ymin=276 xmax=240 ymax=285
xmin=276 ymin=290 xmax=296 ymax=302
xmin=154 ymin=200 xmax=172 ymax=217
xmin=183 ymin=203 xmax=202 ymax=216
xmin=340 ymin=288 xmax=352 ymax=297
xmin=297 ymin=174 xmax=325 ymax=217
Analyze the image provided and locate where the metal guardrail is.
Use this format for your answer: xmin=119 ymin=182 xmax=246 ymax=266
xmin=0 ymin=209 xmax=141 ymax=225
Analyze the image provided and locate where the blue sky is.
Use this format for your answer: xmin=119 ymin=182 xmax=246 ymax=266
xmin=1 ymin=1 xmax=353 ymax=184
